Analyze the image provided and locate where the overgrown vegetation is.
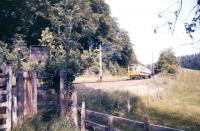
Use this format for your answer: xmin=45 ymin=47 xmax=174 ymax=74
xmin=13 ymin=110 xmax=74 ymax=131
xmin=77 ymin=69 xmax=200 ymax=131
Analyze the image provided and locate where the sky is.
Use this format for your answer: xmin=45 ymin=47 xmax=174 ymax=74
xmin=105 ymin=0 xmax=200 ymax=64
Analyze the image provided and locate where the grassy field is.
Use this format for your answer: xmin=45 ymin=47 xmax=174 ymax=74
xmin=143 ymin=69 xmax=200 ymax=130
xmin=77 ymin=69 xmax=200 ymax=131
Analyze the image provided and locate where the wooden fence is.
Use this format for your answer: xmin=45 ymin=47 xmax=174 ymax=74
xmin=0 ymin=66 xmax=38 ymax=131
xmin=0 ymin=65 xmax=12 ymax=131
xmin=71 ymin=91 xmax=184 ymax=131
xmin=16 ymin=70 xmax=37 ymax=124
xmin=0 ymin=65 xmax=67 ymax=130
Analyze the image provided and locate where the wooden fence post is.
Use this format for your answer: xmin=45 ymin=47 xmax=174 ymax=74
xmin=148 ymin=86 xmax=150 ymax=106
xmin=108 ymin=116 xmax=113 ymax=131
xmin=12 ymin=94 xmax=17 ymax=127
xmin=81 ymin=101 xmax=86 ymax=131
xmin=127 ymin=90 xmax=131 ymax=113
xmin=71 ymin=91 xmax=78 ymax=129
xmin=31 ymin=72 xmax=37 ymax=114
xmin=16 ymin=69 xmax=24 ymax=124
xmin=23 ymin=72 xmax=28 ymax=117
xmin=144 ymin=115 xmax=150 ymax=131
xmin=60 ymin=70 xmax=66 ymax=117
xmin=6 ymin=64 xmax=12 ymax=131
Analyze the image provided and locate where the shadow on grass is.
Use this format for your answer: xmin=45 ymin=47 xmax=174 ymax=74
xmin=77 ymin=89 xmax=200 ymax=131
xmin=129 ymin=101 xmax=200 ymax=131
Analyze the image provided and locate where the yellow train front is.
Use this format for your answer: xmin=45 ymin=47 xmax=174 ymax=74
xmin=128 ymin=64 xmax=152 ymax=79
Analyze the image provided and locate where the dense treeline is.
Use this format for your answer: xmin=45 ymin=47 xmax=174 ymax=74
xmin=0 ymin=0 xmax=137 ymax=91
xmin=0 ymin=0 xmax=136 ymax=67
xmin=179 ymin=53 xmax=200 ymax=70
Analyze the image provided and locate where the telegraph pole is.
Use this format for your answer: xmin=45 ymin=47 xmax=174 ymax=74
xmin=99 ymin=44 xmax=103 ymax=82
xmin=152 ymin=52 xmax=154 ymax=79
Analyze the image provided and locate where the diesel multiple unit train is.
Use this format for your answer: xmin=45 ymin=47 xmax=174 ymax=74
xmin=128 ymin=64 xmax=152 ymax=79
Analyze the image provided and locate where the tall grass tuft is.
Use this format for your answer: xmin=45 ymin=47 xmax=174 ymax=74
xmin=12 ymin=110 xmax=75 ymax=131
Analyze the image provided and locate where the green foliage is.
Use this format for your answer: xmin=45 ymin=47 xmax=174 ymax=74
xmin=49 ymin=117 xmax=74 ymax=131
xmin=167 ymin=64 xmax=177 ymax=74
xmin=78 ymin=90 xmax=133 ymax=114
xmin=80 ymin=50 xmax=98 ymax=70
xmin=107 ymin=61 xmax=127 ymax=76
xmin=155 ymin=48 xmax=178 ymax=74
xmin=0 ymin=0 xmax=51 ymax=45
xmin=40 ymin=58 xmax=81 ymax=93
xmin=0 ymin=0 xmax=137 ymax=91
xmin=185 ymin=3 xmax=200 ymax=39
xmin=0 ymin=35 xmax=38 ymax=71
xmin=0 ymin=41 xmax=10 ymax=64
xmin=110 ymin=31 xmax=137 ymax=67
xmin=13 ymin=111 xmax=74 ymax=131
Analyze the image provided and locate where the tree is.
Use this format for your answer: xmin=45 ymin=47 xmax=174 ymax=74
xmin=179 ymin=52 xmax=200 ymax=70
xmin=0 ymin=0 xmax=137 ymax=92
xmin=109 ymin=30 xmax=137 ymax=67
xmin=154 ymin=0 xmax=200 ymax=45
xmin=155 ymin=48 xmax=179 ymax=74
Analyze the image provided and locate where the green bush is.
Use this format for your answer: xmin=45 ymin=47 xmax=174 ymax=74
xmin=167 ymin=65 xmax=177 ymax=74
xmin=155 ymin=48 xmax=178 ymax=74
xmin=39 ymin=60 xmax=79 ymax=93
xmin=107 ymin=61 xmax=127 ymax=76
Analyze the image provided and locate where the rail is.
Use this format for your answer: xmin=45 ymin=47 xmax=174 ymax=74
xmin=70 ymin=91 xmax=185 ymax=131
xmin=0 ymin=66 xmax=12 ymax=131
xmin=83 ymin=108 xmax=184 ymax=131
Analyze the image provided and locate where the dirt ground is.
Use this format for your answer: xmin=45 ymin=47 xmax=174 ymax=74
xmin=73 ymin=77 xmax=172 ymax=97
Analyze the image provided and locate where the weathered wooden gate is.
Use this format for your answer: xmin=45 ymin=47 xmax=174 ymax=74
xmin=0 ymin=65 xmax=37 ymax=131
xmin=16 ymin=70 xmax=37 ymax=123
xmin=0 ymin=64 xmax=12 ymax=131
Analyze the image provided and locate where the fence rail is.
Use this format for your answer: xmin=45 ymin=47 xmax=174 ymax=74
xmin=0 ymin=65 xmax=12 ymax=131
xmin=0 ymin=90 xmax=7 ymax=95
xmin=70 ymin=92 xmax=185 ymax=131
xmin=84 ymin=108 xmax=184 ymax=131
xmin=86 ymin=109 xmax=144 ymax=129
xmin=0 ymin=74 xmax=6 ymax=78
xmin=0 ymin=64 xmax=66 ymax=131
xmin=0 ymin=102 xmax=7 ymax=107
xmin=1 ymin=67 xmax=39 ymax=131
xmin=0 ymin=114 xmax=7 ymax=119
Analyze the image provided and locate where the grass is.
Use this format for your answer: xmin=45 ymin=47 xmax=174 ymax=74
xmin=12 ymin=110 xmax=75 ymax=131
xmin=77 ymin=69 xmax=200 ymax=131
xmin=74 ymin=69 xmax=128 ymax=83
xmin=144 ymin=69 xmax=200 ymax=130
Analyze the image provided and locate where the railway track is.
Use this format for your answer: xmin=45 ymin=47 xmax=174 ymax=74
xmin=73 ymin=79 xmax=133 ymax=85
